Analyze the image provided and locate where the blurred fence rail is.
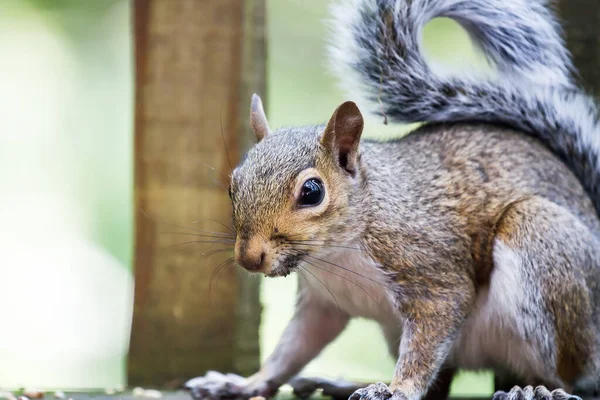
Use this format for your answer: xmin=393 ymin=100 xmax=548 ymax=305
xmin=128 ymin=0 xmax=265 ymax=386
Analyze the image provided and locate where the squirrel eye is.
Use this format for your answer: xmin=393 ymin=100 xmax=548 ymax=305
xmin=228 ymin=186 xmax=233 ymax=200
xmin=298 ymin=178 xmax=324 ymax=207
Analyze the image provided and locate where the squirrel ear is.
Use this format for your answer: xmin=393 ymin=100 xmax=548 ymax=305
xmin=250 ymin=93 xmax=271 ymax=142
xmin=321 ymin=101 xmax=364 ymax=175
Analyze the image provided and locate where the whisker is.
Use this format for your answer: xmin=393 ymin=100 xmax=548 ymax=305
xmin=159 ymin=231 xmax=234 ymax=239
xmin=209 ymin=257 xmax=235 ymax=301
xmin=298 ymin=266 xmax=340 ymax=311
xmin=215 ymin=258 xmax=237 ymax=289
xmin=302 ymin=258 xmax=379 ymax=305
xmin=305 ymin=254 xmax=389 ymax=288
xmin=286 ymin=241 xmax=364 ymax=251
xmin=140 ymin=209 xmax=234 ymax=237
xmin=197 ymin=161 xmax=230 ymax=185
xmin=202 ymin=248 xmax=234 ymax=257
xmin=192 ymin=218 xmax=235 ymax=235
xmin=198 ymin=161 xmax=218 ymax=170
xmin=280 ymin=233 xmax=364 ymax=251
xmin=212 ymin=219 xmax=235 ymax=235
xmin=162 ymin=240 xmax=235 ymax=250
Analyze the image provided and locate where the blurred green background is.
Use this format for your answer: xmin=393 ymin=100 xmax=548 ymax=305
xmin=0 ymin=0 xmax=491 ymax=395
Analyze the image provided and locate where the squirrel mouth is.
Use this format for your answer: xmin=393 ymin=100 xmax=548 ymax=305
xmin=265 ymin=269 xmax=293 ymax=278
xmin=266 ymin=252 xmax=306 ymax=278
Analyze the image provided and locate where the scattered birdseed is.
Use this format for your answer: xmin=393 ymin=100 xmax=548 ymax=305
xmin=132 ymin=388 xmax=145 ymax=397
xmin=53 ymin=392 xmax=65 ymax=400
xmin=104 ymin=389 xmax=115 ymax=396
xmin=249 ymin=397 xmax=265 ymax=400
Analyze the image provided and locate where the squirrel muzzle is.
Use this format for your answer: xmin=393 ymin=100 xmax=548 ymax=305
xmin=235 ymin=236 xmax=267 ymax=273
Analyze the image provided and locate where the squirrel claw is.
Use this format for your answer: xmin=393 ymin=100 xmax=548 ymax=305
xmin=349 ymin=383 xmax=407 ymax=400
xmin=492 ymin=385 xmax=582 ymax=400
xmin=184 ymin=371 xmax=273 ymax=400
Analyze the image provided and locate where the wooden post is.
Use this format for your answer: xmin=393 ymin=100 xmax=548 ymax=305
xmin=558 ymin=0 xmax=600 ymax=95
xmin=129 ymin=0 xmax=265 ymax=386
xmin=233 ymin=0 xmax=266 ymax=376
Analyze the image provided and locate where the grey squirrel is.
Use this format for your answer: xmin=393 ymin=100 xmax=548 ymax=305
xmin=185 ymin=0 xmax=600 ymax=399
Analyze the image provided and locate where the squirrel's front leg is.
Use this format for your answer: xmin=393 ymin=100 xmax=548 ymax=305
xmin=250 ymin=292 xmax=349 ymax=393
xmin=351 ymin=294 xmax=472 ymax=400
xmin=186 ymin=289 xmax=349 ymax=399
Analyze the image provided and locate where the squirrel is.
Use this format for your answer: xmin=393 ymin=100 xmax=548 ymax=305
xmin=185 ymin=0 xmax=600 ymax=399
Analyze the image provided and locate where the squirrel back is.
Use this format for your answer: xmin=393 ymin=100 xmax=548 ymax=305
xmin=329 ymin=0 xmax=600 ymax=217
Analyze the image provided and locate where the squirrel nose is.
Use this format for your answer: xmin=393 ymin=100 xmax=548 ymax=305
xmin=235 ymin=238 xmax=266 ymax=272
xmin=239 ymin=251 xmax=266 ymax=271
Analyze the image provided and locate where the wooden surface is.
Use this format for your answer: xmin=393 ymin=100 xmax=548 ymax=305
xmin=11 ymin=391 xmax=600 ymax=400
xmin=129 ymin=0 xmax=265 ymax=386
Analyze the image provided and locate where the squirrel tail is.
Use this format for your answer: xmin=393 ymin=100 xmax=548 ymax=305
xmin=328 ymin=0 xmax=600 ymax=216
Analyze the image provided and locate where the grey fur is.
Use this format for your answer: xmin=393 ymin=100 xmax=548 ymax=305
xmin=328 ymin=0 xmax=600 ymax=216
xmin=186 ymin=1 xmax=600 ymax=399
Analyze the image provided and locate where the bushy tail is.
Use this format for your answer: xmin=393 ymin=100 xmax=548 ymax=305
xmin=329 ymin=0 xmax=600 ymax=216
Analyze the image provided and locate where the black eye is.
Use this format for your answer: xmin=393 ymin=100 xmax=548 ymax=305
xmin=298 ymin=178 xmax=324 ymax=207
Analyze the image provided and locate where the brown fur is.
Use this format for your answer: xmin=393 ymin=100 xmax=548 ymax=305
xmin=189 ymin=103 xmax=600 ymax=400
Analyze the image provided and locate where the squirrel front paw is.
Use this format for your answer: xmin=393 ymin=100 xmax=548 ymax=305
xmin=349 ymin=383 xmax=407 ymax=400
xmin=289 ymin=376 xmax=365 ymax=400
xmin=492 ymin=385 xmax=582 ymax=400
xmin=184 ymin=371 xmax=276 ymax=400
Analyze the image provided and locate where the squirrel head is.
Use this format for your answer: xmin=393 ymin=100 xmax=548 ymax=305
xmin=229 ymin=94 xmax=365 ymax=277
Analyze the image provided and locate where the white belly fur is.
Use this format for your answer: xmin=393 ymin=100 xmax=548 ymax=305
xmin=301 ymin=241 xmax=554 ymax=384
xmin=300 ymin=248 xmax=399 ymax=325
xmin=450 ymin=241 xmax=554 ymax=382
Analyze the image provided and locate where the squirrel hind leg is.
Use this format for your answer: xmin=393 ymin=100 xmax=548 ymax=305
xmin=486 ymin=196 xmax=600 ymax=393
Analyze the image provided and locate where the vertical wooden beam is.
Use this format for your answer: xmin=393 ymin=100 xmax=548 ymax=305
xmin=558 ymin=0 xmax=600 ymax=94
xmin=233 ymin=0 xmax=267 ymax=377
xmin=129 ymin=0 xmax=265 ymax=386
